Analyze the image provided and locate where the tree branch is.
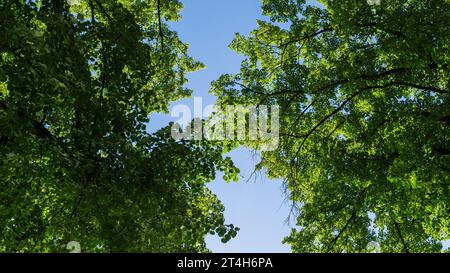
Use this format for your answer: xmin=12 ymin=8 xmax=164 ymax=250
xmin=393 ymin=220 xmax=410 ymax=253
xmin=94 ymin=0 xmax=112 ymax=22
xmin=393 ymin=81 xmax=448 ymax=94
xmin=157 ymin=0 xmax=164 ymax=50
xmin=327 ymin=210 xmax=357 ymax=252
xmin=281 ymin=27 xmax=334 ymax=47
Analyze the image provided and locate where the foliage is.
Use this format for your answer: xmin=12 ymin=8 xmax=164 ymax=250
xmin=212 ymin=0 xmax=450 ymax=252
xmin=0 ymin=0 xmax=239 ymax=252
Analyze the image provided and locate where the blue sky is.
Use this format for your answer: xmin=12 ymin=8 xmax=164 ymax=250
xmin=148 ymin=0 xmax=293 ymax=253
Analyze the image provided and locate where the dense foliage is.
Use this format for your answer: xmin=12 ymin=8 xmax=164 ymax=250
xmin=0 ymin=0 xmax=239 ymax=252
xmin=212 ymin=0 xmax=450 ymax=252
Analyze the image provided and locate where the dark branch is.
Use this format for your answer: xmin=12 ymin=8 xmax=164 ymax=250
xmin=393 ymin=220 xmax=410 ymax=253
xmin=94 ymin=0 xmax=112 ymax=22
xmin=157 ymin=0 xmax=165 ymax=50
xmin=327 ymin=210 xmax=357 ymax=252
xmin=393 ymin=82 xmax=448 ymax=94
xmin=281 ymin=27 xmax=334 ymax=47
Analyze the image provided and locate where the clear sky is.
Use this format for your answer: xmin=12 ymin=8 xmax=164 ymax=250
xmin=148 ymin=0 xmax=293 ymax=253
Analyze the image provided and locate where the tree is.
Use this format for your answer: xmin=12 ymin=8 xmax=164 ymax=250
xmin=212 ymin=0 xmax=450 ymax=252
xmin=0 ymin=0 xmax=239 ymax=252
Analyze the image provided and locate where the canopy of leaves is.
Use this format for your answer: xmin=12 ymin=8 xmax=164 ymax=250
xmin=212 ymin=0 xmax=450 ymax=252
xmin=0 ymin=0 xmax=239 ymax=252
